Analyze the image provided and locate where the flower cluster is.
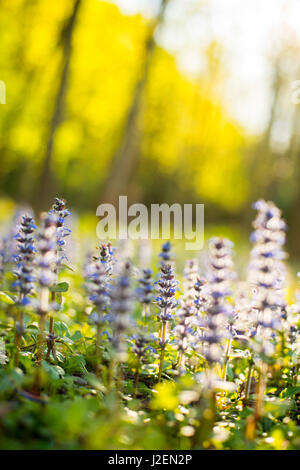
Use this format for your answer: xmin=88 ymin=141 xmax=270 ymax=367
xmin=49 ymin=197 xmax=71 ymax=268
xmin=158 ymin=241 xmax=174 ymax=264
xmin=182 ymin=259 xmax=199 ymax=306
xmin=0 ymin=213 xmax=23 ymax=277
xmin=174 ymin=304 xmax=196 ymax=355
xmin=96 ymin=242 xmax=115 ymax=278
xmin=194 ymin=276 xmax=207 ymax=315
xmin=138 ymin=268 xmax=153 ymax=306
xmin=110 ymin=262 xmax=132 ymax=357
xmin=36 ymin=214 xmax=57 ymax=293
xmin=85 ymin=261 xmax=109 ymax=325
xmin=203 ymin=237 xmax=234 ymax=363
xmin=132 ymin=335 xmax=149 ymax=363
xmin=249 ymin=200 xmax=287 ymax=338
xmin=156 ymin=242 xmax=177 ymax=321
xmin=12 ymin=215 xmax=37 ymax=304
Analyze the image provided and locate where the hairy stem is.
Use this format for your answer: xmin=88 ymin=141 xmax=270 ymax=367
xmin=14 ymin=312 xmax=24 ymax=367
xmin=14 ymin=293 xmax=24 ymax=367
xmin=37 ymin=314 xmax=46 ymax=368
xmin=36 ymin=287 xmax=49 ymax=367
xmin=46 ymin=315 xmax=55 ymax=361
xmin=95 ymin=315 xmax=102 ymax=377
xmin=158 ymin=320 xmax=167 ymax=383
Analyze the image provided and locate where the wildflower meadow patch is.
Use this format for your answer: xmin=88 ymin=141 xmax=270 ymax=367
xmin=0 ymin=197 xmax=299 ymax=450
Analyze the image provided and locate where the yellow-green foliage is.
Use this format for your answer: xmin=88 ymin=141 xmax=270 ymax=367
xmin=0 ymin=0 xmax=248 ymax=210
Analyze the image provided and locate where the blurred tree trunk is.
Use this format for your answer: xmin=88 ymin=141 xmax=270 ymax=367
xmin=249 ymin=56 xmax=282 ymax=201
xmin=285 ymin=104 xmax=300 ymax=258
xmin=257 ymin=51 xmax=300 ymax=259
xmin=100 ymin=0 xmax=169 ymax=206
xmin=0 ymin=0 xmax=37 ymax=201
xmin=36 ymin=0 xmax=82 ymax=210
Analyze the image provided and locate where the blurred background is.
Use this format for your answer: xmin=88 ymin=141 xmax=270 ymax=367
xmin=1 ymin=0 xmax=300 ymax=257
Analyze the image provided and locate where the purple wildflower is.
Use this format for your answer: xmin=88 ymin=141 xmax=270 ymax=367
xmin=49 ymin=197 xmax=71 ymax=268
xmin=249 ymin=200 xmax=287 ymax=340
xmin=202 ymin=237 xmax=234 ymax=364
xmin=13 ymin=215 xmax=37 ymax=304
xmin=110 ymin=262 xmax=133 ymax=359
xmin=36 ymin=214 xmax=57 ymax=314
xmin=138 ymin=268 xmax=153 ymax=306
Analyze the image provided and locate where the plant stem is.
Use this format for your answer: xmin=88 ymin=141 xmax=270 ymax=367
xmin=108 ymin=356 xmax=117 ymax=392
xmin=142 ymin=304 xmax=150 ymax=328
xmin=244 ymin=359 xmax=254 ymax=406
xmin=177 ymin=350 xmax=182 ymax=368
xmin=177 ymin=350 xmax=185 ymax=373
xmin=46 ymin=315 xmax=56 ymax=361
xmin=37 ymin=314 xmax=46 ymax=367
xmin=35 ymin=286 xmax=49 ymax=391
xmin=192 ymin=387 xmax=216 ymax=448
xmin=14 ymin=311 xmax=24 ymax=368
xmin=142 ymin=304 xmax=146 ymax=320
xmin=48 ymin=267 xmax=57 ymax=346
xmin=49 ymin=314 xmax=54 ymax=335
xmin=158 ymin=348 xmax=165 ymax=383
xmin=293 ymin=363 xmax=299 ymax=385
xmin=254 ymin=362 xmax=266 ymax=422
xmin=14 ymin=293 xmax=24 ymax=367
xmin=133 ymin=367 xmax=140 ymax=398
xmin=116 ymin=363 xmax=123 ymax=399
xmin=95 ymin=315 xmax=102 ymax=376
xmin=33 ymin=312 xmax=47 ymax=395
xmin=246 ymin=361 xmax=267 ymax=440
xmin=158 ymin=319 xmax=167 ymax=383
xmin=221 ymin=339 xmax=232 ymax=381
xmin=14 ymin=313 xmax=23 ymax=368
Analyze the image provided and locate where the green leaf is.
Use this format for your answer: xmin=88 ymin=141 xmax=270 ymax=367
xmin=50 ymin=282 xmax=69 ymax=293
xmin=280 ymin=387 xmax=300 ymax=398
xmin=0 ymin=291 xmax=15 ymax=305
xmin=227 ymin=363 xmax=234 ymax=381
xmin=65 ymin=355 xmax=87 ymax=374
xmin=0 ymin=368 xmax=24 ymax=393
xmin=54 ymin=321 xmax=70 ymax=337
xmin=61 ymin=263 xmax=75 ymax=272
xmin=54 ymin=351 xmax=65 ymax=363
xmin=42 ymin=361 xmax=65 ymax=381
xmin=264 ymin=398 xmax=292 ymax=417
xmin=71 ymin=330 xmax=83 ymax=342
xmin=85 ymin=373 xmax=106 ymax=392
